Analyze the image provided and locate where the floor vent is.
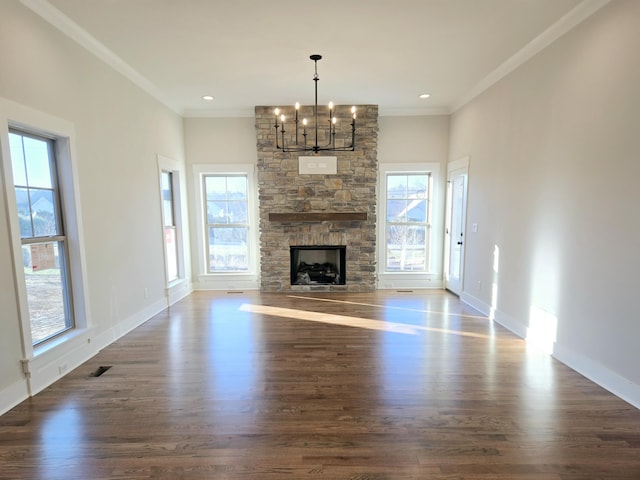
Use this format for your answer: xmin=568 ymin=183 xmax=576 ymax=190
xmin=396 ymin=290 xmax=414 ymax=293
xmin=227 ymin=291 xmax=244 ymax=294
xmin=89 ymin=366 xmax=112 ymax=377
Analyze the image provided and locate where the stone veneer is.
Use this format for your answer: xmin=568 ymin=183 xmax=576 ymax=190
xmin=255 ymin=104 xmax=379 ymax=292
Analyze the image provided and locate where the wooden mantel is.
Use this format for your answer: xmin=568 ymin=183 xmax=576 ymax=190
xmin=268 ymin=212 xmax=367 ymax=222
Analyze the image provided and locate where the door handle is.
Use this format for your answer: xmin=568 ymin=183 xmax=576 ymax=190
xmin=457 ymin=241 xmax=463 ymax=245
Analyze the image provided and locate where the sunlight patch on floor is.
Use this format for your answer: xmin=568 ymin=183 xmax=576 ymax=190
xmin=286 ymin=294 xmax=487 ymax=320
xmin=239 ymin=303 xmax=491 ymax=339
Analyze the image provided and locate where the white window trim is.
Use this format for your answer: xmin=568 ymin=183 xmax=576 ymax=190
xmin=157 ymin=155 xmax=190 ymax=304
xmin=192 ymin=163 xmax=259 ymax=291
xmin=0 ymin=97 xmax=92 ymax=395
xmin=377 ymin=162 xmax=443 ymax=290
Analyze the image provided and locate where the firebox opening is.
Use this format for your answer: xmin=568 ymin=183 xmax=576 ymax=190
xmin=290 ymin=245 xmax=346 ymax=285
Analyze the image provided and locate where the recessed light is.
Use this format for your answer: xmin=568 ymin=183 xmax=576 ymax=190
xmin=419 ymin=93 xmax=430 ymax=99
xmin=203 ymin=95 xmax=214 ymax=101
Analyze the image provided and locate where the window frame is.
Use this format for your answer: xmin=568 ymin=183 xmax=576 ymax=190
xmin=157 ymin=155 xmax=188 ymax=300
xmin=377 ymin=162 xmax=442 ymax=289
xmin=161 ymin=169 xmax=179 ymax=282
xmin=9 ymin=128 xmax=75 ymax=345
xmin=0 ymin=99 xmax=91 ymax=378
xmin=202 ymin=173 xmax=250 ymax=274
xmin=192 ymin=163 xmax=259 ymax=290
xmin=384 ymin=172 xmax=432 ymax=273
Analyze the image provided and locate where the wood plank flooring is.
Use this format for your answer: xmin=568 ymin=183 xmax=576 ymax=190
xmin=1 ymin=290 xmax=640 ymax=479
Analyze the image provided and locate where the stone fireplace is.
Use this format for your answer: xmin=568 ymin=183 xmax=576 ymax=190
xmin=255 ymin=104 xmax=378 ymax=292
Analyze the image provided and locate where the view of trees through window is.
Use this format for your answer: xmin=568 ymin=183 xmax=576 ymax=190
xmin=385 ymin=173 xmax=430 ymax=271
xmin=204 ymin=174 xmax=249 ymax=272
xmin=9 ymin=130 xmax=73 ymax=344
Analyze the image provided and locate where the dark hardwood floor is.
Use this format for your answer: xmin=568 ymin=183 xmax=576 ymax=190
xmin=1 ymin=290 xmax=639 ymax=479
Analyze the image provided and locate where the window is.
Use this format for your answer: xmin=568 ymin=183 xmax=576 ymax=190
xmin=203 ymin=174 xmax=250 ymax=273
xmin=384 ymin=172 xmax=431 ymax=272
xmin=8 ymin=129 xmax=74 ymax=344
xmin=161 ymin=170 xmax=179 ymax=282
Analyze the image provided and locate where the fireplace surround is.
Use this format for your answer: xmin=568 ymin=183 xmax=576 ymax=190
xmin=255 ymin=104 xmax=379 ymax=292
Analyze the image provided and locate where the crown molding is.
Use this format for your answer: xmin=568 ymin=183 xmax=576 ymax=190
xmin=378 ymin=106 xmax=452 ymax=117
xmin=452 ymin=0 xmax=612 ymax=113
xmin=19 ymin=0 xmax=611 ymax=120
xmin=19 ymin=0 xmax=181 ymax=115
xmin=182 ymin=108 xmax=256 ymax=119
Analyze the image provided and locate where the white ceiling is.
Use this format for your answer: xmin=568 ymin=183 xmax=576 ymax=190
xmin=24 ymin=0 xmax=609 ymax=117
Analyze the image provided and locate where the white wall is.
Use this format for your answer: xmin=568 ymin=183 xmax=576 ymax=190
xmin=378 ymin=116 xmax=450 ymax=288
xmin=183 ymin=117 xmax=257 ymax=287
xmin=183 ymin=115 xmax=451 ymax=289
xmin=449 ymin=0 xmax=640 ymax=407
xmin=0 ymin=1 xmax=188 ymax=413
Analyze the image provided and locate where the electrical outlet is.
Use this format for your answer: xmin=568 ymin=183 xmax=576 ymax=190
xmin=58 ymin=363 xmax=68 ymax=375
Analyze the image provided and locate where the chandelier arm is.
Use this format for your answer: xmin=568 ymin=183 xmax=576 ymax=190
xmin=275 ymin=54 xmax=356 ymax=154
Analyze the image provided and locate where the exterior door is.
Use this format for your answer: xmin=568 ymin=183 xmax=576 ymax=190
xmin=444 ymin=159 xmax=468 ymax=295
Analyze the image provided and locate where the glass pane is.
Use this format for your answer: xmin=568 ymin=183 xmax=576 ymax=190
xmin=227 ymin=200 xmax=248 ymax=223
xmin=406 ymin=199 xmax=427 ymax=222
xmin=205 ymin=176 xmax=227 ymax=200
xmin=165 ymin=227 xmax=178 ymax=282
xmin=15 ymin=187 xmax=33 ymax=238
xmin=30 ymin=189 xmax=58 ymax=236
xmin=407 ymin=175 xmax=428 ymax=196
xmin=226 ymin=176 xmax=247 ymax=199
xmin=386 ymin=199 xmax=407 ymax=222
xmin=22 ymin=242 xmax=71 ymax=344
xmin=23 ymin=136 xmax=53 ymax=189
xmin=9 ymin=133 xmax=27 ymax=186
xmin=207 ymin=200 xmax=228 ymax=224
xmin=161 ymin=172 xmax=174 ymax=226
xmin=386 ymin=225 xmax=427 ymax=272
xmin=387 ymin=175 xmax=407 ymax=198
xmin=208 ymin=227 xmax=248 ymax=272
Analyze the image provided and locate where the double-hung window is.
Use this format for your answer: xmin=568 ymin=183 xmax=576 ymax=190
xmin=203 ymin=174 xmax=250 ymax=273
xmin=161 ymin=170 xmax=179 ymax=282
xmin=384 ymin=172 xmax=431 ymax=272
xmin=8 ymin=129 xmax=74 ymax=344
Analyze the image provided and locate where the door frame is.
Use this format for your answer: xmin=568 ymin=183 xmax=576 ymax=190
xmin=444 ymin=156 xmax=469 ymax=295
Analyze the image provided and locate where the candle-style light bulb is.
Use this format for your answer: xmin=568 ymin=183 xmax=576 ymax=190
xmin=332 ymin=117 xmax=337 ymax=124
xmin=328 ymin=101 xmax=334 ymax=110
xmin=280 ymin=114 xmax=285 ymax=123
xmin=351 ymin=106 xmax=356 ymax=114
xmin=295 ymin=102 xmax=300 ymax=110
xmin=274 ymin=108 xmax=280 ymax=116
xmin=302 ymin=118 xmax=307 ymax=126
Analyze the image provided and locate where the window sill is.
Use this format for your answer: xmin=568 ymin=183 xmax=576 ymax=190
xmin=32 ymin=327 xmax=92 ymax=361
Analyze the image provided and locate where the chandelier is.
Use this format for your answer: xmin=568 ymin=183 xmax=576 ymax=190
xmin=274 ymin=54 xmax=356 ymax=153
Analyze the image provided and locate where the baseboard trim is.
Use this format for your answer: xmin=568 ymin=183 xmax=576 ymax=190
xmin=19 ymin=297 xmax=170 ymax=403
xmin=554 ymin=344 xmax=640 ymax=409
xmin=0 ymin=379 xmax=30 ymax=416
xmin=458 ymin=292 xmax=640 ymax=410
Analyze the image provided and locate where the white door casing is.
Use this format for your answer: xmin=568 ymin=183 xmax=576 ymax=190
xmin=444 ymin=157 xmax=469 ymax=295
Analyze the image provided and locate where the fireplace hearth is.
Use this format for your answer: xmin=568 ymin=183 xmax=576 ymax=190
xmin=290 ymin=246 xmax=346 ymax=286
